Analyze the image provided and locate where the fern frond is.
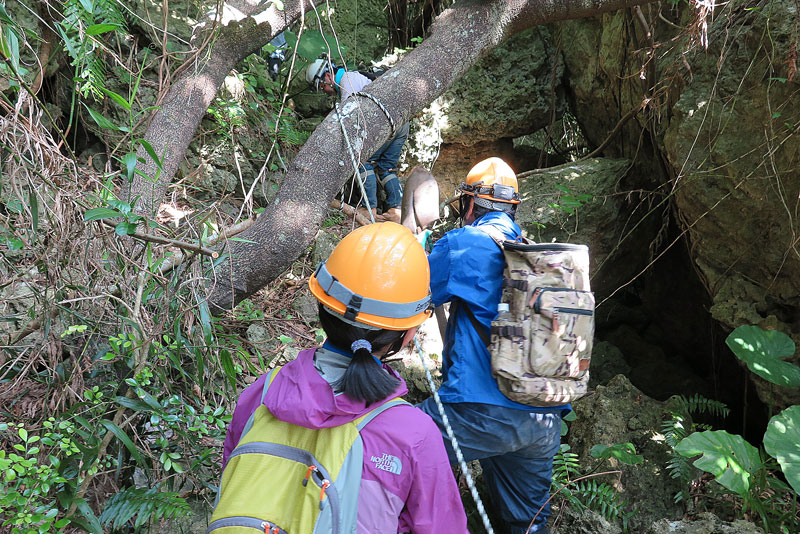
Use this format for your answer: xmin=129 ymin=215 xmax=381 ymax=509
xmin=662 ymin=394 xmax=724 ymax=505
xmin=685 ymin=393 xmax=730 ymax=419
xmin=58 ymin=0 xmax=128 ymax=99
xmin=573 ymin=480 xmax=630 ymax=523
xmin=99 ymin=487 xmax=190 ymax=530
xmin=94 ymin=0 xmax=128 ymax=30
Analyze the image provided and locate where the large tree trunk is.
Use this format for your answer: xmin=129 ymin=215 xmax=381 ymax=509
xmin=207 ymin=0 xmax=651 ymax=313
xmin=126 ymin=0 xmax=320 ymax=216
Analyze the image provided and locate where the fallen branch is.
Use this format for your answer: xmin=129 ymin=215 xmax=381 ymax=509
xmin=100 ymin=220 xmax=219 ymax=258
xmin=329 ymin=199 xmax=372 ymax=226
xmin=158 ymin=218 xmax=256 ymax=274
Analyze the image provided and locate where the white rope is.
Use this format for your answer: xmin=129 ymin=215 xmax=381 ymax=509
xmin=352 ymin=91 xmax=396 ymax=138
xmin=334 ymin=102 xmax=375 ymax=223
xmin=413 ymin=336 xmax=495 ymax=534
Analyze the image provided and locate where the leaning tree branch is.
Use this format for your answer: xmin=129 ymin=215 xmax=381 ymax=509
xmin=207 ymin=0 xmax=653 ymax=313
xmin=126 ymin=0 xmax=321 ymax=216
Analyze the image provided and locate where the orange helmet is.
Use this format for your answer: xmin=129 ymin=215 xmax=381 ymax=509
xmin=459 ymin=157 xmax=520 ymax=209
xmin=309 ymin=222 xmax=433 ymax=330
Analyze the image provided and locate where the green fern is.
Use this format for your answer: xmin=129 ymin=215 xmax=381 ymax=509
xmin=99 ymin=487 xmax=190 ymax=530
xmin=58 ymin=0 xmax=127 ymax=99
xmin=551 ymin=445 xmax=635 ymax=531
xmin=673 ymin=393 xmax=730 ymax=419
xmin=573 ymin=479 xmax=634 ymax=528
xmin=662 ymin=394 xmax=729 ymax=502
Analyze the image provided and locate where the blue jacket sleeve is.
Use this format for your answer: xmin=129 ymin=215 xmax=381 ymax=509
xmin=428 ymin=234 xmax=454 ymax=308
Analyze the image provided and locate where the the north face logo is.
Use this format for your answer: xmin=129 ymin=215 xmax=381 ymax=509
xmin=370 ymin=453 xmax=402 ymax=474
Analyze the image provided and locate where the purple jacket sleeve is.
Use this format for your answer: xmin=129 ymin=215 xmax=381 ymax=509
xmin=397 ymin=416 xmax=470 ymax=534
xmin=222 ymin=374 xmax=268 ymax=466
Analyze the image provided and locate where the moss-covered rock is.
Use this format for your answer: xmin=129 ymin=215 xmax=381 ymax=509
xmin=660 ymin=1 xmax=800 ymax=408
xmin=410 ymin=26 xmax=565 ymax=151
xmin=555 ymin=0 xmax=800 ymax=409
xmin=568 ymin=375 xmax=684 ymax=531
xmin=515 ymin=157 xmax=657 ymax=300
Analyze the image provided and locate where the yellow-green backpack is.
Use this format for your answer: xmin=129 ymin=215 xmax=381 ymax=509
xmin=208 ymin=367 xmax=407 ymax=534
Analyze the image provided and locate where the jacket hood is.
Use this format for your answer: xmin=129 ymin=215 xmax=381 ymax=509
xmin=472 ymin=211 xmax=521 ymax=240
xmin=263 ymin=349 xmax=409 ymax=429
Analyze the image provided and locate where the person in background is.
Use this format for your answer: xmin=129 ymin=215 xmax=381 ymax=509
xmin=419 ymin=157 xmax=569 ymax=534
xmin=220 ymin=222 xmax=468 ymax=534
xmin=267 ymin=33 xmax=287 ymax=81
xmin=306 ymin=57 xmax=408 ymax=223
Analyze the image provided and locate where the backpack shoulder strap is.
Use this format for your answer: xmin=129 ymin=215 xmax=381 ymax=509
xmin=260 ymin=366 xmax=282 ymax=402
xmin=237 ymin=367 xmax=283 ymax=444
xmin=356 ymin=398 xmax=410 ymax=431
xmin=473 ymin=224 xmax=507 ymax=249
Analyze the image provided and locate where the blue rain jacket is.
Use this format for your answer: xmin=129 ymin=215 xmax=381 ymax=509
xmin=428 ymin=211 xmax=569 ymax=412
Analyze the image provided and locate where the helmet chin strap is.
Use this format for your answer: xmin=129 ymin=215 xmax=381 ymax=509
xmin=458 ymin=196 xmax=473 ymax=227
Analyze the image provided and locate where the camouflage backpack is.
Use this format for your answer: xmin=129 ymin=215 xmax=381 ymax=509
xmin=466 ymin=231 xmax=595 ymax=407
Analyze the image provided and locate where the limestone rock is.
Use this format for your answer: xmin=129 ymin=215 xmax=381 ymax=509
xmin=311 ymin=229 xmax=339 ymax=267
xmin=568 ymin=375 xmax=683 ymax=530
xmin=515 ymin=158 xmax=655 ymax=300
xmin=646 ymin=513 xmax=765 ymax=534
xmin=553 ymin=507 xmax=623 ymax=534
xmin=290 ymin=289 xmax=320 ymax=324
xmin=428 ymin=27 xmax=565 ymax=147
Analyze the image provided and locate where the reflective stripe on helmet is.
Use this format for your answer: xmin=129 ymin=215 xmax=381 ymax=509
xmin=472 ymin=195 xmax=517 ymax=212
xmin=314 ymin=262 xmax=431 ymax=320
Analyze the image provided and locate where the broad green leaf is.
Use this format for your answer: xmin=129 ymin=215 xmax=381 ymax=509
xmin=86 ymin=23 xmax=119 ymax=36
xmin=114 ymin=396 xmax=152 ymax=412
xmin=675 ymin=430 xmax=762 ymax=496
xmin=84 ymin=207 xmax=122 ymax=221
xmin=135 ymin=139 xmax=161 ymax=169
xmin=220 ymin=349 xmax=237 ymax=389
xmin=138 ymin=389 xmax=162 ymax=412
xmin=29 ymin=189 xmax=38 ymax=232
xmin=294 ymin=30 xmax=342 ymax=61
xmin=106 ymin=199 xmax=132 ymax=215
xmin=764 ymin=405 xmax=800 ymax=496
xmin=0 ymin=4 xmax=16 ymax=25
xmin=726 ymin=325 xmax=800 ymax=387
xmin=1 ymin=26 xmax=20 ymax=73
xmin=5 ymin=198 xmax=23 ymax=213
xmin=78 ymin=0 xmax=95 ymax=14
xmin=84 ymin=106 xmax=120 ymax=131
xmin=100 ymin=87 xmax=130 ymax=111
xmin=123 ymin=152 xmax=137 ymax=181
xmin=75 ymin=497 xmax=104 ymax=534
xmin=197 ymin=296 xmax=212 ymax=342
xmin=590 ymin=443 xmax=644 ymax=465
xmin=99 ymin=420 xmax=143 ymax=464
xmin=4 ymin=236 xmax=24 ymax=250
xmin=114 ymin=221 xmax=137 ymax=236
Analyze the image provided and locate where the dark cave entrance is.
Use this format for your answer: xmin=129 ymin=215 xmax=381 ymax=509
xmin=593 ymin=216 xmax=769 ymax=444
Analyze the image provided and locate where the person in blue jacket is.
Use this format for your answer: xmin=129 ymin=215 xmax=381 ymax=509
xmin=418 ymin=157 xmax=569 ymax=534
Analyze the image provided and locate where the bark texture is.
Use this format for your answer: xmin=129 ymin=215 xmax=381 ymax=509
xmin=127 ymin=0 xmax=320 ymax=215
xmin=207 ymin=0 xmax=652 ymax=312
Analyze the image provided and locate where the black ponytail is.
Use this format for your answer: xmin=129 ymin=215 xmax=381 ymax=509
xmin=318 ymin=304 xmax=406 ymax=405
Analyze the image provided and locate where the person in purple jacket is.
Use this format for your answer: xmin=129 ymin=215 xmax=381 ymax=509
xmin=222 ymin=222 xmax=468 ymax=534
